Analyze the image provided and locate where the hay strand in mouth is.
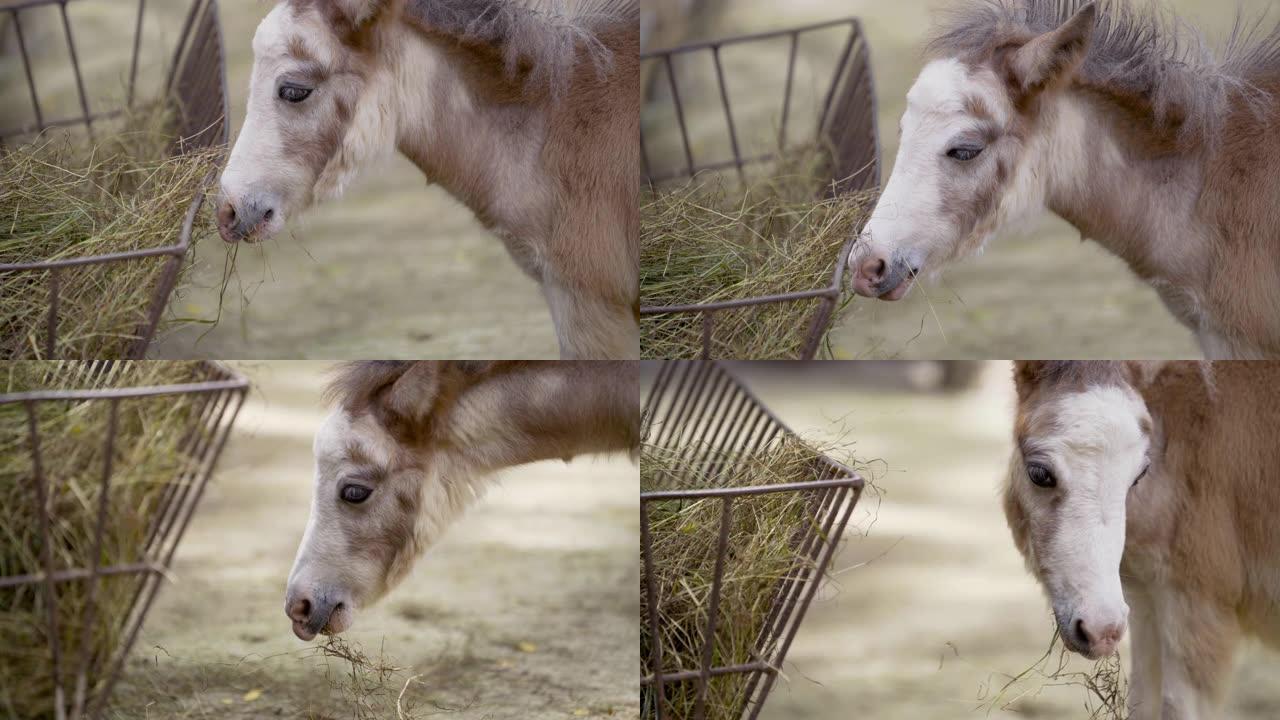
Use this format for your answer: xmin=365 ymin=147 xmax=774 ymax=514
xmin=641 ymin=146 xmax=875 ymax=359
xmin=978 ymin=626 xmax=1130 ymax=719
xmin=0 ymin=102 xmax=222 ymax=360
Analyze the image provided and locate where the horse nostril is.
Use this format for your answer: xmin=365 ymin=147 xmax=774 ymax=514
xmin=1072 ymin=618 xmax=1090 ymax=647
xmin=288 ymin=597 xmax=311 ymax=622
xmin=263 ymin=208 xmax=274 ymax=221
xmin=860 ymin=257 xmax=887 ymax=282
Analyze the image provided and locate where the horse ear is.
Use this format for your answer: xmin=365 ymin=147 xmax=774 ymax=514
xmin=1008 ymin=2 xmax=1096 ymax=95
xmin=1012 ymin=361 xmax=1045 ymax=401
xmin=331 ymin=0 xmax=390 ymax=27
xmin=379 ymin=363 xmax=443 ymax=425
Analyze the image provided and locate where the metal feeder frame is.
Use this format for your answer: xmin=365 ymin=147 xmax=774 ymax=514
xmin=641 ymin=361 xmax=865 ymax=719
xmin=640 ymin=18 xmax=882 ymax=359
xmin=0 ymin=0 xmax=229 ymax=359
xmin=0 ymin=361 xmax=248 ymax=720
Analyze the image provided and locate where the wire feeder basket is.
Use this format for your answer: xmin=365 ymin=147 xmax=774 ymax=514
xmin=0 ymin=0 xmax=229 ymax=359
xmin=641 ymin=361 xmax=864 ymax=719
xmin=0 ymin=361 xmax=248 ymax=720
xmin=640 ymin=18 xmax=881 ymax=359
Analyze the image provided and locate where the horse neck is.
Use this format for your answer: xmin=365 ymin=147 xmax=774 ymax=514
xmin=438 ymin=362 xmax=636 ymax=472
xmin=1033 ymin=90 xmax=1211 ymax=290
xmin=390 ymin=29 xmax=552 ymax=238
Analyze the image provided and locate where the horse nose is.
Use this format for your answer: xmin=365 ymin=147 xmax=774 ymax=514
xmin=216 ymin=194 xmax=276 ymax=244
xmin=284 ymin=589 xmax=336 ymax=641
xmin=1074 ymin=617 xmax=1126 ymax=657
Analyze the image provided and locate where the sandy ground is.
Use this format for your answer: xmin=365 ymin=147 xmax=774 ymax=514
xmin=1 ymin=1 xmax=558 ymax=359
xmin=662 ymin=362 xmax=1280 ymax=719
xmin=640 ymin=0 xmax=1280 ymax=359
xmin=108 ymin=362 xmax=638 ymax=718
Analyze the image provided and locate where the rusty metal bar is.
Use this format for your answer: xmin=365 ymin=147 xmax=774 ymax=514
xmin=12 ymin=9 xmax=44 ymax=130
xmin=693 ymin=497 xmax=734 ymax=720
xmin=779 ymin=31 xmax=799 ymax=150
xmin=45 ymin=267 xmax=60 ymax=358
xmin=663 ymin=53 xmax=695 ymax=178
xmin=128 ymin=0 xmax=146 ymax=106
xmin=642 ymin=660 xmax=771 ymax=686
xmin=0 ymin=561 xmax=166 ymax=589
xmin=58 ymin=1 xmax=95 ymax=138
xmin=69 ymin=398 xmax=119 ymax=720
xmin=27 ymin=400 xmax=69 ymax=720
xmin=710 ymin=45 xmax=743 ymax=180
xmin=639 ymin=499 xmax=667 ymax=720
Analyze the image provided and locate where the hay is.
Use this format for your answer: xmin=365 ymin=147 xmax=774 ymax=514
xmin=0 ymin=361 xmax=209 ymax=718
xmin=640 ymin=147 xmax=875 ymax=359
xmin=0 ymin=103 xmax=222 ymax=359
xmin=980 ymin=626 xmax=1130 ymax=719
xmin=640 ymin=437 xmax=842 ymax=719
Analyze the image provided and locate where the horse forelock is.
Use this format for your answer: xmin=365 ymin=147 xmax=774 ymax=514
xmin=928 ymin=0 xmax=1280 ymax=143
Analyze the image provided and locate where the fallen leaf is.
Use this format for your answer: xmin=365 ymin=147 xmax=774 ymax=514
xmin=572 ymin=709 xmax=589 ymax=717
xmin=516 ymin=641 xmax=538 ymax=653
xmin=243 ymin=688 xmax=263 ymax=702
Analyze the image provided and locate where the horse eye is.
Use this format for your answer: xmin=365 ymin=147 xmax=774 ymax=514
xmin=1133 ymin=464 xmax=1150 ymax=488
xmin=340 ymin=484 xmax=372 ymax=504
xmin=947 ymin=146 xmax=983 ymax=161
xmin=1026 ymin=463 xmax=1056 ymax=489
xmin=278 ymin=84 xmax=312 ymax=103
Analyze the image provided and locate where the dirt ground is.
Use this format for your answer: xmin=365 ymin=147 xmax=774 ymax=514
xmin=1 ymin=1 xmax=558 ymax=359
xmin=108 ymin=362 xmax=638 ymax=719
xmin=641 ymin=0 xmax=1280 ymax=359
xmin=677 ymin=362 xmax=1280 ymax=719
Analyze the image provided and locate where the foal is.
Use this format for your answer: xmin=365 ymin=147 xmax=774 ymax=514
xmin=1005 ymin=361 xmax=1280 ymax=719
xmin=853 ymin=0 xmax=1280 ymax=358
xmin=217 ymin=0 xmax=639 ymax=359
xmin=285 ymin=360 xmax=637 ymax=641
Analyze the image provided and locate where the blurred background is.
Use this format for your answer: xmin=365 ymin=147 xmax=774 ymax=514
xmin=1 ymin=1 xmax=561 ymax=359
xmin=107 ymin=362 xmax=637 ymax=718
xmin=639 ymin=0 xmax=1279 ymax=359
xmin=639 ymin=361 xmax=1280 ymax=718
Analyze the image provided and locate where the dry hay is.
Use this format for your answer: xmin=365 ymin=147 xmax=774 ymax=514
xmin=979 ymin=626 xmax=1130 ymax=719
xmin=106 ymin=636 xmax=485 ymax=719
xmin=640 ymin=437 xmax=851 ymax=719
xmin=0 ymin=103 xmax=222 ymax=359
xmin=640 ymin=146 xmax=875 ymax=359
xmin=0 ymin=361 xmax=210 ymax=718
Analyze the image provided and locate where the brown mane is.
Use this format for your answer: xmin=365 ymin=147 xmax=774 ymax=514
xmin=927 ymin=0 xmax=1280 ymax=141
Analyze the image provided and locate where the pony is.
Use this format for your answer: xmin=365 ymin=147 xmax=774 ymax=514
xmin=284 ymin=360 xmax=638 ymax=641
xmin=216 ymin=0 xmax=640 ymax=359
xmin=1005 ymin=360 xmax=1280 ymax=718
xmin=851 ymin=0 xmax=1280 ymax=358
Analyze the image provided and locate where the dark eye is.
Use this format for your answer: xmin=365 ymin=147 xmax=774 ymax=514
xmin=340 ymin=484 xmax=372 ymax=504
xmin=278 ymin=84 xmax=313 ymax=103
xmin=947 ymin=146 xmax=983 ymax=161
xmin=1133 ymin=464 xmax=1149 ymax=488
xmin=1026 ymin=463 xmax=1056 ymax=489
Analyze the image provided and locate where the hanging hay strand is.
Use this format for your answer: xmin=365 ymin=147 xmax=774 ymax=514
xmin=0 ymin=103 xmax=222 ymax=360
xmin=641 ymin=146 xmax=875 ymax=359
xmin=979 ymin=626 xmax=1130 ymax=719
xmin=641 ymin=437 xmax=850 ymax=719
xmin=0 ymin=361 xmax=210 ymax=718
